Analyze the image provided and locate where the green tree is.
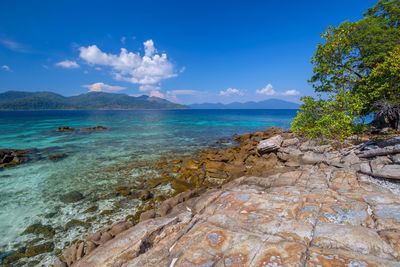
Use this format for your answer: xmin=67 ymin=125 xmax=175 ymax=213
xmin=291 ymin=0 xmax=400 ymax=139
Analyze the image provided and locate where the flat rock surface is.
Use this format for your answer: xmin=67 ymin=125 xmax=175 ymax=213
xmin=74 ymin=163 xmax=400 ymax=267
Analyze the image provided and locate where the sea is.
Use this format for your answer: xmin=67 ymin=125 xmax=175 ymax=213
xmin=0 ymin=109 xmax=297 ymax=265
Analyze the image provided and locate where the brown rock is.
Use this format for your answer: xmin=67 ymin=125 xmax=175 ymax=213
xmin=76 ymin=242 xmax=84 ymax=260
xmin=139 ymin=209 xmax=156 ymax=221
xmin=85 ymin=241 xmax=97 ymax=255
xmin=63 ymin=245 xmax=77 ymax=266
xmin=139 ymin=190 xmax=152 ymax=201
xmin=99 ymin=232 xmax=112 ymax=244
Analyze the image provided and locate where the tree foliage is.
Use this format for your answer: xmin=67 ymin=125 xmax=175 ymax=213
xmin=292 ymin=0 xmax=400 ymax=140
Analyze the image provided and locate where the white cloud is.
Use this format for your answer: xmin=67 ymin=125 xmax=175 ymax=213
xmin=282 ymin=90 xmax=300 ymax=96
xmin=56 ymin=60 xmax=79 ymax=68
xmin=256 ymin=84 xmax=276 ymax=95
xmin=1 ymin=65 xmax=11 ymax=71
xmin=219 ymin=88 xmax=244 ymax=96
xmin=79 ymin=40 xmax=176 ymax=94
xmin=0 ymin=39 xmax=30 ymax=53
xmin=121 ymin=36 xmax=126 ymax=44
xmin=150 ymin=90 xmax=164 ymax=98
xmin=83 ymin=82 xmax=126 ymax=92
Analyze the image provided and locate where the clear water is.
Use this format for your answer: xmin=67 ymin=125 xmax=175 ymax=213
xmin=0 ymin=109 xmax=296 ymax=264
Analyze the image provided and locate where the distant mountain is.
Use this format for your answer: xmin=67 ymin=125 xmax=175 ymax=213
xmin=190 ymin=99 xmax=299 ymax=109
xmin=0 ymin=91 xmax=187 ymax=110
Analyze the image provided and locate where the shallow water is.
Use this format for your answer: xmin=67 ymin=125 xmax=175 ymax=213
xmin=0 ymin=109 xmax=296 ymax=264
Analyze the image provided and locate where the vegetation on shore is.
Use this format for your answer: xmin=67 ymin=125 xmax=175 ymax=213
xmin=292 ymin=0 xmax=400 ymax=141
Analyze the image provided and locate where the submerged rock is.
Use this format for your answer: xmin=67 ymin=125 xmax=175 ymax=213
xmin=60 ymin=191 xmax=84 ymax=203
xmin=22 ymin=223 xmax=55 ymax=238
xmin=49 ymin=153 xmax=67 ymax=161
xmin=83 ymin=126 xmax=107 ymax=131
xmin=56 ymin=126 xmax=75 ymax=132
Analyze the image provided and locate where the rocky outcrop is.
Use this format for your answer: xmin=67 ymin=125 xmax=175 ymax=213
xmin=82 ymin=126 xmax=107 ymax=131
xmin=0 ymin=149 xmax=31 ymax=168
xmin=57 ymin=126 xmax=75 ymax=132
xmin=55 ymin=131 xmax=400 ymax=267
xmin=71 ymin=162 xmax=400 ymax=266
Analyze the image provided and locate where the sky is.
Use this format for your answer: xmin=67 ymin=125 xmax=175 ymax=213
xmin=0 ymin=0 xmax=378 ymax=104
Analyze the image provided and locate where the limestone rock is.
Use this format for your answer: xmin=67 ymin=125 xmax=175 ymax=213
xmin=257 ymin=135 xmax=283 ymax=154
xmin=282 ymin=137 xmax=299 ymax=147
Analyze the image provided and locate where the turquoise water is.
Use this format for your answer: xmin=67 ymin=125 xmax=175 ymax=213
xmin=0 ymin=109 xmax=296 ymax=265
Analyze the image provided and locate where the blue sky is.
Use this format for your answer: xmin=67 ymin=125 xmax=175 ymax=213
xmin=0 ymin=0 xmax=377 ymax=104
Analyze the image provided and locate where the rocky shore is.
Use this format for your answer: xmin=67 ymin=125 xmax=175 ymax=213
xmin=3 ymin=127 xmax=400 ymax=266
xmin=44 ymin=127 xmax=400 ymax=267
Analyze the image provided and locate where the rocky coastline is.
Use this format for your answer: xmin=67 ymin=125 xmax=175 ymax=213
xmin=3 ymin=127 xmax=400 ymax=266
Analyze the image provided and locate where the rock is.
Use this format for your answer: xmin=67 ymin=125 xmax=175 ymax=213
xmin=282 ymin=138 xmax=299 ymax=147
xmin=186 ymin=158 xmax=200 ymax=169
xmin=60 ymin=191 xmax=84 ymax=203
xmin=76 ymin=242 xmax=84 ymax=261
xmin=56 ymin=126 xmax=75 ymax=132
xmin=139 ymin=210 xmax=156 ymax=222
xmin=83 ymin=126 xmax=107 ymax=131
xmin=63 ymin=244 xmax=77 ymax=266
xmin=99 ymin=209 xmax=113 ymax=216
xmin=205 ymin=161 xmax=226 ymax=173
xmin=342 ymin=152 xmax=361 ymax=167
xmin=99 ymin=231 xmax=112 ymax=244
xmin=264 ymin=126 xmax=284 ymax=138
xmin=85 ymin=241 xmax=97 ymax=255
xmin=277 ymin=147 xmax=303 ymax=167
xmin=302 ymin=151 xmax=324 ymax=164
xmin=257 ymin=135 xmax=283 ymax=155
xmin=371 ymin=156 xmax=392 ymax=171
xmin=375 ymin=164 xmax=400 ymax=179
xmin=53 ymin=258 xmax=67 ymax=267
xmin=392 ymin=154 xmax=400 ymax=164
xmin=25 ymin=242 xmax=54 ymax=257
xmin=313 ymin=145 xmax=332 ymax=153
xmin=22 ymin=223 xmax=55 ymax=238
xmin=109 ymin=221 xmax=133 ymax=237
xmin=49 ymin=153 xmax=67 ymax=161
xmin=139 ymin=190 xmax=152 ymax=201
xmin=360 ymin=162 xmax=372 ymax=173
xmin=223 ymin=164 xmax=246 ymax=178
xmin=65 ymin=219 xmax=89 ymax=230
xmin=87 ymin=231 xmax=101 ymax=242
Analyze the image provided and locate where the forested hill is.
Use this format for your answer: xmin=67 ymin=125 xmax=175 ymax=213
xmin=0 ymin=91 xmax=188 ymax=110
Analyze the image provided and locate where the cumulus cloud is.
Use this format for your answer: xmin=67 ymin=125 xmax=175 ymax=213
xmin=219 ymin=88 xmax=244 ymax=96
xmin=256 ymin=84 xmax=277 ymax=95
xmin=79 ymin=40 xmax=176 ymax=93
xmin=282 ymin=90 xmax=300 ymax=96
xmin=1 ymin=65 xmax=11 ymax=71
xmin=83 ymin=82 xmax=126 ymax=92
xmin=56 ymin=60 xmax=79 ymax=68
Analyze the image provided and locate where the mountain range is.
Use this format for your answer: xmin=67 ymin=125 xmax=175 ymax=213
xmin=0 ymin=91 xmax=187 ymax=110
xmin=189 ymin=99 xmax=299 ymax=109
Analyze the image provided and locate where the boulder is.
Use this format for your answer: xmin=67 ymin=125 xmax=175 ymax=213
xmin=375 ymin=164 xmax=400 ymax=179
xmin=370 ymin=156 xmax=392 ymax=171
xmin=282 ymin=138 xmax=299 ymax=147
xmin=257 ymin=135 xmax=283 ymax=155
xmin=139 ymin=210 xmax=156 ymax=222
